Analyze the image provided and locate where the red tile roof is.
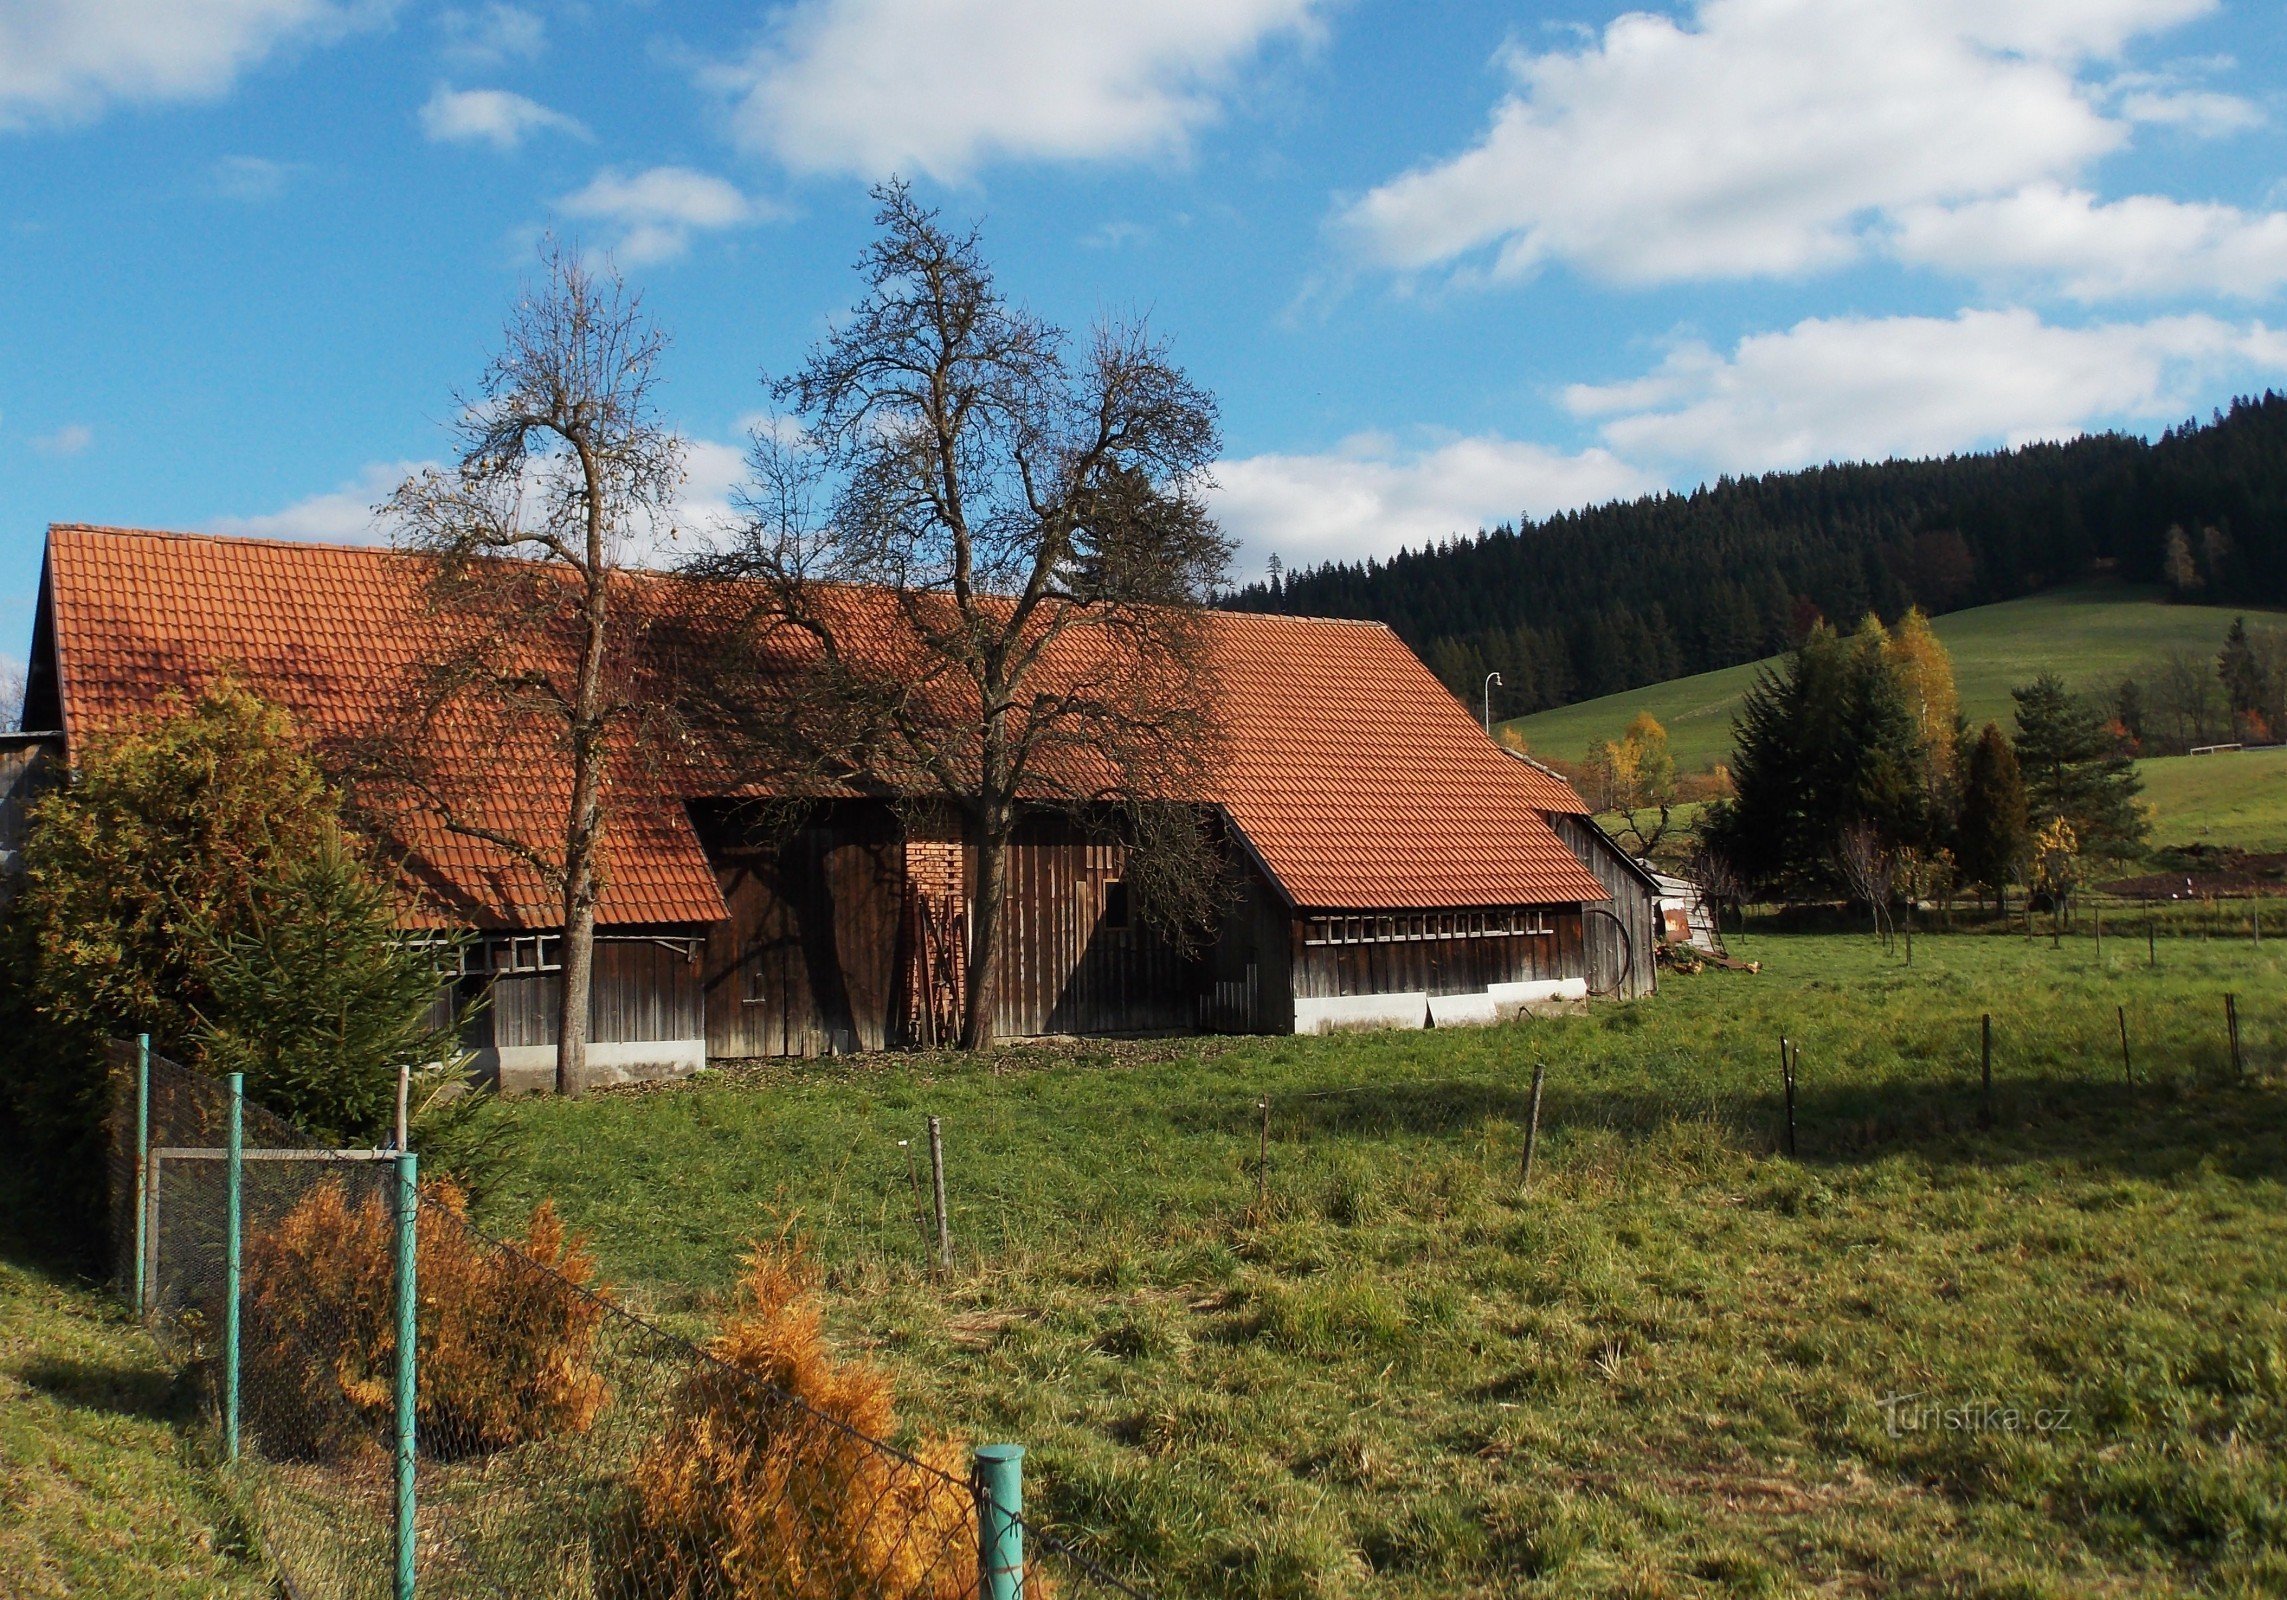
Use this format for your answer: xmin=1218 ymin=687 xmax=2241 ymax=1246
xmin=39 ymin=525 xmax=1605 ymax=924
xmin=1499 ymin=748 xmax=1593 ymax=816
xmin=1202 ymin=613 xmax=1604 ymax=909
xmin=41 ymin=525 xmax=727 ymax=930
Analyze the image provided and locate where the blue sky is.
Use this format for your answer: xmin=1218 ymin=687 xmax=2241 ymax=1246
xmin=5 ymin=0 xmax=2287 ymax=672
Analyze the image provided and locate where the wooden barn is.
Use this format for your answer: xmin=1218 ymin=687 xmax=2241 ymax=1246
xmin=23 ymin=525 xmax=1616 ymax=1088
xmin=1500 ymin=750 xmax=1661 ymax=1000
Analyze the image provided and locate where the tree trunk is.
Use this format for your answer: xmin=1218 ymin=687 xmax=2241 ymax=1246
xmin=959 ymin=817 xmax=1010 ymax=1051
xmin=557 ymin=551 xmax=611 ymax=1096
xmin=557 ymin=876 xmax=595 ymax=1096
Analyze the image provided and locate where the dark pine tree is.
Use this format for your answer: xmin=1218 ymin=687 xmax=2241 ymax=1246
xmin=2010 ymin=674 xmax=2148 ymax=860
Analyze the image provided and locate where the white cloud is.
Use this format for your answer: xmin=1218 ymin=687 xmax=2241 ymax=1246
xmin=1210 ymin=433 xmax=1654 ymax=573
xmin=712 ymin=0 xmax=1323 ymax=180
xmin=30 ymin=422 xmax=93 ymax=456
xmin=0 ymin=0 xmax=381 ymax=130
xmin=207 ymin=459 xmax=422 ymax=544
xmin=437 ymin=3 xmax=541 ymax=66
xmin=207 ymin=153 xmax=302 ymax=201
xmin=1565 ymin=307 xmax=2287 ymax=474
xmin=1340 ymin=0 xmax=2221 ymax=286
xmin=421 ymin=85 xmax=585 ymax=150
xmin=556 ymin=166 xmax=770 ymax=265
xmin=1894 ymin=184 xmax=2287 ymax=302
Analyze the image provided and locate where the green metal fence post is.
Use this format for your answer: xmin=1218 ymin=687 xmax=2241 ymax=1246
xmin=132 ymin=1034 xmax=150 ymax=1317
xmin=974 ymin=1443 xmax=1024 ymax=1600
xmin=223 ymin=1072 xmax=243 ymax=1460
xmin=395 ymin=1151 xmax=419 ymax=1600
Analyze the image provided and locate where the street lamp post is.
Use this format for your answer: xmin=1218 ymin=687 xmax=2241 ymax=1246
xmin=1483 ymin=671 xmax=1504 ymax=737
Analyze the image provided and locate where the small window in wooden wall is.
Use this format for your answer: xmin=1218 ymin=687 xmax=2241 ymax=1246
xmin=1102 ymin=879 xmax=1130 ymax=931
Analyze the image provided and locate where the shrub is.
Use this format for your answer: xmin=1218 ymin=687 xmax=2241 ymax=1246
xmin=241 ymin=1175 xmax=607 ymax=1460
xmin=3 ymin=679 xmax=460 ymax=1156
xmin=613 ymin=1244 xmax=1043 ymax=1600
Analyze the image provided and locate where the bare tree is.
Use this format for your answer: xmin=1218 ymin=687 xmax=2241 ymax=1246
xmin=382 ymin=246 xmax=684 ymax=1094
xmin=1834 ymin=824 xmax=1900 ymax=949
xmin=690 ymin=183 xmax=1230 ymax=1049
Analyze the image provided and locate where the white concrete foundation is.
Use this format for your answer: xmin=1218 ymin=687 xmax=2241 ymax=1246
xmin=1426 ymin=991 xmax=1499 ymax=1028
xmin=1294 ymin=992 xmax=1430 ymax=1034
xmin=1489 ymin=978 xmax=1590 ymax=1019
xmin=478 ymin=1038 xmax=708 ymax=1096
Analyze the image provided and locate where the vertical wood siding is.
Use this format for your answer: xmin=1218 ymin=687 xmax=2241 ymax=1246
xmin=1288 ymin=910 xmax=1585 ymax=1000
xmin=698 ymin=804 xmax=903 ymax=1059
xmin=479 ymin=934 xmax=706 ymax=1048
xmin=1549 ymin=814 xmax=1659 ymax=1000
xmin=993 ymin=817 xmax=1207 ymax=1039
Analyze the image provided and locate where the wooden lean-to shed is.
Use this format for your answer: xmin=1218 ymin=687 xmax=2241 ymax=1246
xmin=25 ymin=524 xmax=1616 ymax=1081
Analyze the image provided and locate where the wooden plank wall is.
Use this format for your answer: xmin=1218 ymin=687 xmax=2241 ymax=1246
xmin=1550 ymin=814 xmax=1658 ymax=999
xmin=994 ymin=817 xmax=1205 ymax=1039
xmin=0 ymin=737 xmax=60 ymax=913
xmin=484 ymin=935 xmax=707 ymax=1047
xmin=699 ymin=806 xmax=903 ymax=1058
xmin=697 ymin=802 xmax=1240 ymax=1054
xmin=1289 ymin=910 xmax=1585 ymax=1001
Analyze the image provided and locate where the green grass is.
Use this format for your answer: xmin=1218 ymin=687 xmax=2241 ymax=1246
xmin=0 ymin=1226 xmax=266 ymax=1596
xmin=488 ymin=933 xmax=2287 ymax=1599
xmin=2136 ymin=747 xmax=2287 ymax=852
xmin=1505 ymin=586 xmax=2280 ymax=774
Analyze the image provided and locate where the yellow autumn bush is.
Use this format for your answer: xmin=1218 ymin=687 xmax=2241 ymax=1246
xmin=242 ymin=1175 xmax=608 ymax=1460
xmin=612 ymin=1243 xmax=1044 ymax=1600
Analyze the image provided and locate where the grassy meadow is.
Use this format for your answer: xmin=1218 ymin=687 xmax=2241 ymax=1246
xmin=2135 ymin=747 xmax=2287 ymax=853
xmin=1504 ymin=587 xmax=2278 ymax=773
xmin=489 ymin=932 xmax=2287 ymax=1599
xmin=0 ymin=1189 xmax=266 ymax=1596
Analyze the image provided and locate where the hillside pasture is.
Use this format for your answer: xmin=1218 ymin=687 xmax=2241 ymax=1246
xmin=1504 ymin=586 xmax=2277 ymax=774
xmin=2136 ymin=746 xmax=2287 ymax=852
xmin=491 ymin=933 xmax=2287 ymax=1599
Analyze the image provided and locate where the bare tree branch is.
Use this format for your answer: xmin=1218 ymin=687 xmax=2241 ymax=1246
xmin=685 ymin=183 xmax=1231 ymax=1047
xmin=381 ymin=243 xmax=684 ymax=1093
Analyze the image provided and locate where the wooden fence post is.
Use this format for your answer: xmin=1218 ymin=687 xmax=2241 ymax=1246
xmin=2117 ymin=1005 xmax=2132 ymax=1087
xmin=223 ymin=1073 xmax=243 ymax=1462
xmin=1255 ymin=1097 xmax=1271 ymax=1222
xmin=394 ymin=1151 xmax=419 ymax=1600
xmin=2227 ymin=994 xmax=2243 ymax=1081
xmin=1980 ymin=1014 xmax=1993 ymax=1129
xmin=1521 ymin=1062 xmax=1546 ymax=1192
xmin=2148 ymin=919 xmax=2156 ymax=969
xmin=1781 ymin=1039 xmax=1798 ymax=1159
xmin=928 ymin=1116 xmax=951 ymax=1272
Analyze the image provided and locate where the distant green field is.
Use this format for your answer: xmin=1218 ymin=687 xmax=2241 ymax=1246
xmin=1505 ymin=586 xmax=2278 ymax=774
xmin=2138 ymin=746 xmax=2287 ymax=851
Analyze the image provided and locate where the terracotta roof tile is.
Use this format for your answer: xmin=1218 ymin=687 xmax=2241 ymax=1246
xmin=40 ymin=525 xmax=1605 ymax=925
xmin=1499 ymin=748 xmax=1593 ymax=816
xmin=42 ymin=525 xmax=726 ymax=930
xmin=1201 ymin=613 xmax=1605 ymax=910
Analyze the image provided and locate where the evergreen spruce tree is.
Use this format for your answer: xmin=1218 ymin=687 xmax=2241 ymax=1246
xmin=1956 ymin=723 xmax=2027 ymax=910
xmin=2010 ymin=673 xmax=2148 ymax=859
xmin=2219 ymin=616 xmax=2264 ymax=736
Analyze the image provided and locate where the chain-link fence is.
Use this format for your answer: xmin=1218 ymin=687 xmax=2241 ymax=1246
xmin=105 ymin=1041 xmax=1147 ymax=1600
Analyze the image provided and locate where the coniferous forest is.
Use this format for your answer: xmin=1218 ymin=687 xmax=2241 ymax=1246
xmin=1224 ymin=393 xmax=2287 ymax=719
